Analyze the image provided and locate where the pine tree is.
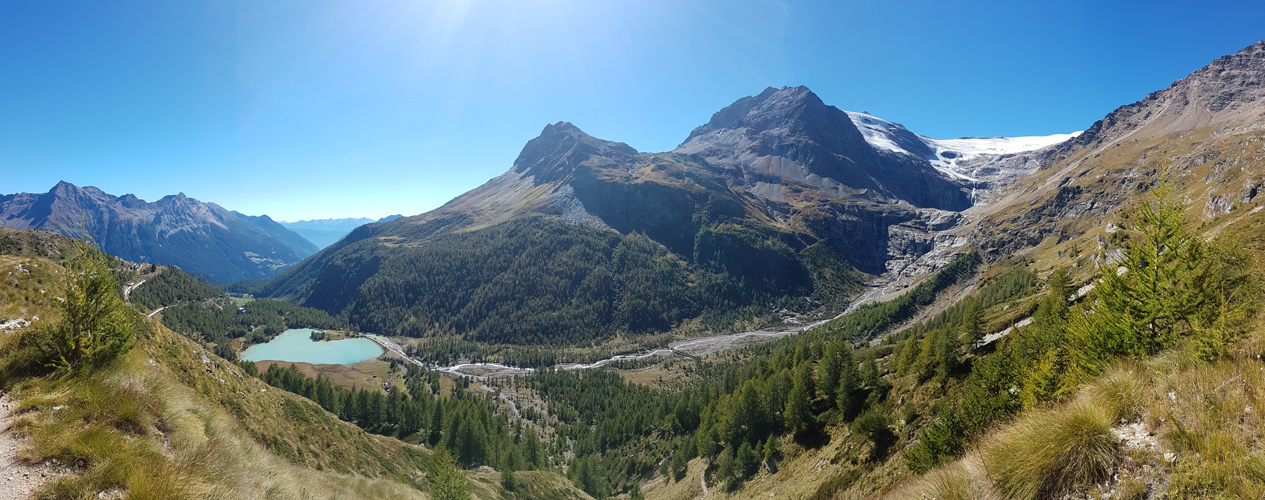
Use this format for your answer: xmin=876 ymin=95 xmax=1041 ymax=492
xmin=818 ymin=343 xmax=842 ymax=405
xmin=40 ymin=233 xmax=134 ymax=371
xmin=1017 ymin=266 xmax=1074 ymax=406
xmin=862 ymin=356 xmax=881 ymax=389
xmin=670 ymin=448 xmax=689 ymax=481
xmin=737 ymin=440 xmax=759 ymax=478
xmin=935 ymin=328 xmax=958 ymax=386
xmin=457 ymin=416 xmax=479 ymax=468
xmin=427 ymin=444 xmax=471 ymax=500
xmin=522 ymin=427 xmax=542 ymax=470
xmin=762 ymin=435 xmax=780 ymax=464
xmin=1097 ymin=177 xmax=1202 ymax=355
xmin=793 ymin=337 xmax=810 ymax=366
xmin=962 ymin=298 xmax=983 ymax=346
xmin=499 ymin=454 xmax=519 ymax=494
xmin=784 ymin=361 xmax=815 ymax=434
xmin=836 ymin=347 xmax=860 ymax=421
xmin=716 ymin=445 xmax=735 ymax=485
xmin=429 ymin=400 xmax=445 ymax=446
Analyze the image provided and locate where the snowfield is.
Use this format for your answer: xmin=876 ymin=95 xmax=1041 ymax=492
xmin=845 ymin=111 xmax=1081 ymax=181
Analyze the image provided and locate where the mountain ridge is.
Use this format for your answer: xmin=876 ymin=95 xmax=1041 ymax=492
xmin=279 ymin=215 xmax=403 ymax=249
xmin=246 ymin=85 xmax=1081 ymax=342
xmin=968 ymin=40 xmax=1265 ymax=259
xmin=0 ymin=181 xmax=318 ymax=283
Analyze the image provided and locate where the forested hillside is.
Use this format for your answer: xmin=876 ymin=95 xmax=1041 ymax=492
xmin=125 ymin=265 xmax=349 ymax=360
xmin=245 ymin=216 xmax=863 ymax=344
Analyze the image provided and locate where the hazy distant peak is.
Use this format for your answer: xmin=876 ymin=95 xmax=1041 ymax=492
xmin=0 ymin=181 xmax=316 ymax=282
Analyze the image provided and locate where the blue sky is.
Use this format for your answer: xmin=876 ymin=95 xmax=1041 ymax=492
xmin=1 ymin=0 xmax=1262 ymax=221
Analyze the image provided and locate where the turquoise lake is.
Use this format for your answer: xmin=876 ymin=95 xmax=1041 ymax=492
xmin=241 ymin=328 xmax=383 ymax=364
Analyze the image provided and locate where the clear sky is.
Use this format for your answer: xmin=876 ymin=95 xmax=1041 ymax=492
xmin=2 ymin=0 xmax=1262 ymax=221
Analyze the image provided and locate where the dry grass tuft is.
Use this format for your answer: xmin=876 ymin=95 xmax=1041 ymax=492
xmin=1084 ymin=366 xmax=1144 ymax=422
xmin=982 ymin=400 xmax=1118 ymax=500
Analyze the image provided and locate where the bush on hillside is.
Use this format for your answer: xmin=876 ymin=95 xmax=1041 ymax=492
xmin=36 ymin=236 xmax=135 ymax=371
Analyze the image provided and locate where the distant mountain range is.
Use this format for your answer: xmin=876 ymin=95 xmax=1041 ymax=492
xmin=279 ymin=215 xmax=402 ymax=249
xmin=243 ymin=85 xmax=1077 ymax=343
xmin=0 ymin=182 xmax=318 ymax=284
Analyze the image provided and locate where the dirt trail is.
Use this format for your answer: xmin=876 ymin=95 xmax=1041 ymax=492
xmin=0 ymin=391 xmax=53 ymax=500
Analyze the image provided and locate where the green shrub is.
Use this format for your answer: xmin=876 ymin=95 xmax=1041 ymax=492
xmin=852 ymin=411 xmax=889 ymax=442
xmin=36 ymin=237 xmax=134 ymax=371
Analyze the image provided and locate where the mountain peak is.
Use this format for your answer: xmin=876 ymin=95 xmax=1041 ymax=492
xmin=540 ymin=121 xmax=584 ymax=137
xmin=675 ymin=86 xmax=972 ymax=210
xmin=682 ymin=86 xmax=828 ymax=144
xmin=1 ymin=184 xmax=317 ymax=282
xmin=1183 ymin=40 xmax=1265 ymax=112
xmin=49 ymin=180 xmax=81 ymax=194
xmin=512 ymin=122 xmax=639 ymax=183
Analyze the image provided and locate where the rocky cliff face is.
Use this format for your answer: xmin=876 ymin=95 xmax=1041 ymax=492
xmin=0 ymin=182 xmax=317 ymax=283
xmin=1056 ymin=41 xmax=1264 ymax=156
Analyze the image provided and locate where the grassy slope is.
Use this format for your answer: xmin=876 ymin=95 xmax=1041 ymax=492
xmin=882 ymin=201 xmax=1265 ymax=499
xmin=0 ymin=239 xmax=589 ymax=500
xmin=885 ymin=340 xmax=1265 ymax=499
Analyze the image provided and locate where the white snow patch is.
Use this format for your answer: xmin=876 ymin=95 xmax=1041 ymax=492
xmin=844 ymin=111 xmax=1080 ymax=181
xmin=845 ymin=112 xmax=910 ymax=155
xmin=926 ymin=133 xmax=1081 ymax=175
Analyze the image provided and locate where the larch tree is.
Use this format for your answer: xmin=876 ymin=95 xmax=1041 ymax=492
xmin=427 ymin=444 xmax=471 ymax=500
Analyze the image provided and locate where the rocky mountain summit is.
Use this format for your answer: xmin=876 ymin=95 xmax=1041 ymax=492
xmin=675 ymin=86 xmax=973 ymax=211
xmin=0 ymin=181 xmax=317 ymax=283
xmin=394 ymin=86 xmax=1076 ymax=276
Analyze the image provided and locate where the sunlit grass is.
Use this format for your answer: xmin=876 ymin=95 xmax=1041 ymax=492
xmin=983 ymin=400 xmax=1117 ymax=500
xmin=883 ymin=326 xmax=1265 ymax=500
xmin=1 ymin=316 xmax=438 ymax=500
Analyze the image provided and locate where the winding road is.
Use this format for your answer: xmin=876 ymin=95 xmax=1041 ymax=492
xmin=122 ymin=279 xmax=145 ymax=302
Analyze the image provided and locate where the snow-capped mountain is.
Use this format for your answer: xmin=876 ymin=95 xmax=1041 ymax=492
xmin=845 ymin=111 xmax=1080 ymax=182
